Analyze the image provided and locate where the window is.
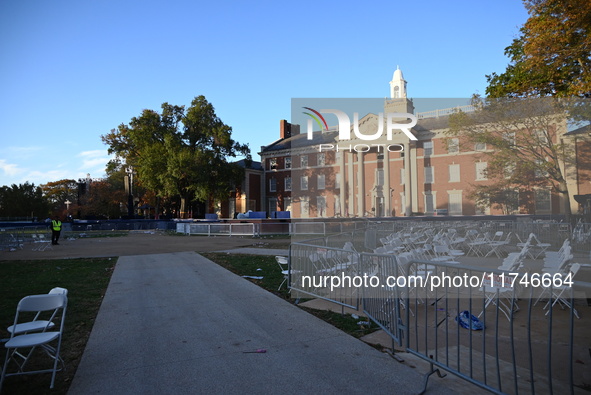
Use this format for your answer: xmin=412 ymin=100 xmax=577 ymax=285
xmin=375 ymin=169 xmax=384 ymax=186
xmin=284 ymin=197 xmax=292 ymax=212
xmin=269 ymin=158 xmax=277 ymax=171
xmin=475 ymin=162 xmax=488 ymax=181
xmin=285 ymin=157 xmax=292 ymax=169
xmin=318 ymin=153 xmax=325 ymax=166
xmin=268 ymin=198 xmax=277 ymax=212
xmin=300 ymin=196 xmax=309 ymax=218
xmin=448 ymin=138 xmax=459 ymax=154
xmin=423 ymin=141 xmax=433 ymax=156
xmin=535 ymin=189 xmax=551 ymax=213
xmin=269 ymin=178 xmax=277 ymax=192
xmin=424 ymin=193 xmax=435 ymax=214
xmin=475 ymin=142 xmax=486 ymax=151
xmin=317 ymin=196 xmax=326 ymax=217
xmin=301 ymin=176 xmax=308 ymax=190
xmin=334 ymin=194 xmax=341 ymax=216
xmin=424 ymin=166 xmax=434 ymax=184
xmin=284 ymin=177 xmax=292 ymax=191
xmin=504 ymin=163 xmax=516 ymax=179
xmin=449 ymin=164 xmax=460 ymax=182
xmin=535 ymin=129 xmax=548 ymax=145
xmin=300 ymin=155 xmax=308 ymax=168
xmin=534 ymin=158 xmax=548 ymax=178
xmin=317 ymin=174 xmax=325 ymax=190
xmin=503 ymin=131 xmax=516 ymax=146
xmin=448 ymin=192 xmax=462 ymax=215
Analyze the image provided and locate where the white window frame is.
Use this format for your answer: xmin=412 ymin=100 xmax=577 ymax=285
xmin=449 ymin=164 xmax=460 ymax=183
xmin=284 ymin=177 xmax=292 ymax=191
xmin=318 ymin=153 xmax=325 ymax=166
xmin=448 ymin=191 xmax=462 ymax=215
xmin=317 ymin=174 xmax=325 ymax=190
xmin=535 ymin=188 xmax=551 ymax=213
xmin=301 ymin=176 xmax=308 ymax=190
xmin=300 ymin=155 xmax=308 ymax=168
xmin=423 ymin=141 xmax=433 ymax=156
xmin=316 ymin=196 xmax=327 ymax=217
xmin=448 ymin=138 xmax=459 ymax=154
xmin=269 ymin=178 xmax=277 ymax=192
xmin=375 ymin=169 xmax=384 ymax=186
xmin=424 ymin=166 xmax=434 ymax=184
xmin=475 ymin=162 xmax=488 ymax=181
xmin=285 ymin=157 xmax=292 ymax=169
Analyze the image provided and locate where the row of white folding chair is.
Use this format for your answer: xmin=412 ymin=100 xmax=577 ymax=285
xmin=534 ymin=263 xmax=581 ymax=319
xmin=1 ymin=287 xmax=68 ymax=391
xmin=466 ymin=232 xmax=494 ymax=256
xmin=541 ymin=239 xmax=572 ymax=274
xmin=483 ymin=232 xmax=513 ymax=258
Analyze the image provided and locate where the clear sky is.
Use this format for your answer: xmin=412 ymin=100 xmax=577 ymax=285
xmin=0 ymin=0 xmax=529 ymax=187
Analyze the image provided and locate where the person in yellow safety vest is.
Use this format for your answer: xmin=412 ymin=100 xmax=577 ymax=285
xmin=51 ymin=216 xmax=62 ymax=245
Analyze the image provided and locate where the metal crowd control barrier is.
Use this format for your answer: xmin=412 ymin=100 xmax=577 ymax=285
xmin=289 ymin=243 xmax=360 ymax=310
xmin=289 ymin=243 xmax=590 ymax=394
xmin=176 ymin=222 xmax=256 ymax=236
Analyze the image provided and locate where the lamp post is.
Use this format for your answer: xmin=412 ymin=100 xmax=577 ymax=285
xmin=125 ymin=166 xmax=136 ymax=218
xmin=64 ymin=199 xmax=71 ymax=216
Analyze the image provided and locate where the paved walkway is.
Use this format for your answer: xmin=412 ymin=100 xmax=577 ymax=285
xmin=68 ymin=251 xmax=456 ymax=394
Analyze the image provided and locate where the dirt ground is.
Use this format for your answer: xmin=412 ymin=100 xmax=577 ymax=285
xmin=0 ymin=231 xmax=289 ymax=261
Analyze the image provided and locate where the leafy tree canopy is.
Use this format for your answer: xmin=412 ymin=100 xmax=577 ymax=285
xmin=102 ymin=96 xmax=251 ymax=217
xmin=486 ymin=0 xmax=591 ymax=98
xmin=0 ymin=182 xmax=50 ymax=218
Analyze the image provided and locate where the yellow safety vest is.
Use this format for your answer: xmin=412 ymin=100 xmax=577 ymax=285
xmin=52 ymin=220 xmax=62 ymax=231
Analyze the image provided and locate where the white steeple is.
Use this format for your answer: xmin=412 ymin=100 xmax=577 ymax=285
xmin=389 ymin=65 xmax=407 ymax=99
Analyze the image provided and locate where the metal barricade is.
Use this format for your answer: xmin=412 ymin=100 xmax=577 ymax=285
xmin=289 ymin=243 xmax=360 ymax=310
xmin=290 ymin=235 xmax=590 ymax=395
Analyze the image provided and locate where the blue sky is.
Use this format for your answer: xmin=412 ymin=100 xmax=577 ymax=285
xmin=0 ymin=0 xmax=529 ymax=187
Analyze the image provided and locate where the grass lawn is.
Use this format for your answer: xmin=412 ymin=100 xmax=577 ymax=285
xmin=0 ymin=258 xmax=116 ymax=394
xmin=0 ymin=250 xmax=376 ymax=394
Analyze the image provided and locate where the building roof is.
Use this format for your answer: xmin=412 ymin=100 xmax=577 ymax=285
xmin=260 ymin=129 xmax=340 ymax=153
xmin=259 ymin=115 xmax=455 ymax=154
xmin=233 ymin=158 xmax=263 ymax=171
xmin=565 ymin=123 xmax=591 ymax=136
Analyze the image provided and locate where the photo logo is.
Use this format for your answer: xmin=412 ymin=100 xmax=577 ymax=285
xmin=303 ymin=108 xmax=418 ymax=141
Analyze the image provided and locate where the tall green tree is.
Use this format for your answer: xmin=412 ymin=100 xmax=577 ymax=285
xmin=41 ymin=179 xmax=78 ymax=214
xmin=486 ymin=0 xmax=591 ymax=98
xmin=102 ymin=96 xmax=250 ymax=218
xmin=0 ymin=182 xmax=50 ymax=219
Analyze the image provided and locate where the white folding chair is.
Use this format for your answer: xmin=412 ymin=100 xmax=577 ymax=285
xmin=276 ymin=256 xmax=300 ymax=291
xmin=1 ymin=292 xmax=68 ymax=391
xmin=431 ymin=244 xmax=461 ymax=264
xmin=7 ymin=288 xmax=68 ymax=336
xmin=540 ymin=263 xmax=581 ymax=319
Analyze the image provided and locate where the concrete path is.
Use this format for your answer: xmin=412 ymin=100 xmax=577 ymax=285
xmin=69 ymin=251 xmax=455 ymax=394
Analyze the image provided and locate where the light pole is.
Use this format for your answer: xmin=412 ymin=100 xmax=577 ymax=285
xmin=64 ymin=199 xmax=71 ymax=217
xmin=125 ymin=166 xmax=136 ymax=218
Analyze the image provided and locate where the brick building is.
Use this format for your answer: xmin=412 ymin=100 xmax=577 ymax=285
xmin=258 ymin=68 xmax=591 ymax=219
